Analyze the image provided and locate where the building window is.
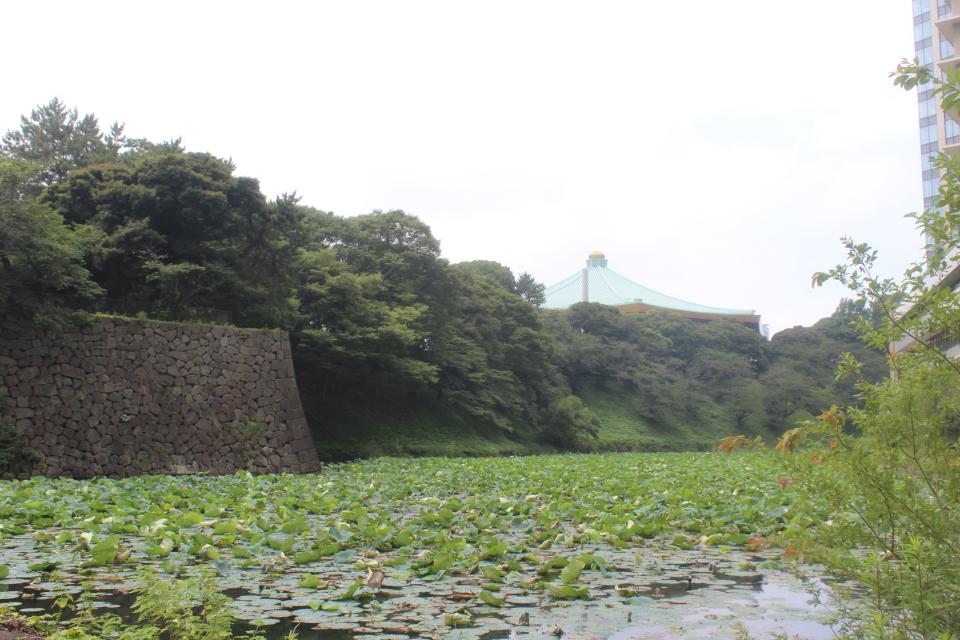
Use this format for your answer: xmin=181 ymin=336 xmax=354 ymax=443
xmin=923 ymin=152 xmax=938 ymax=171
xmin=942 ymin=34 xmax=957 ymax=60
xmin=939 ymin=0 xmax=952 ymax=17
xmin=922 ymin=141 xmax=940 ymax=154
xmin=925 ymin=177 xmax=941 ymax=198
xmin=924 ymin=167 xmax=941 ymax=181
xmin=916 ymin=21 xmax=932 ymax=42
xmin=919 ymin=96 xmax=937 ymax=118
xmin=947 ymin=117 xmax=960 ymax=144
xmin=918 ymin=45 xmax=934 ymax=66
xmin=916 ymin=0 xmax=930 ymax=17
xmin=925 ymin=195 xmax=937 ymax=209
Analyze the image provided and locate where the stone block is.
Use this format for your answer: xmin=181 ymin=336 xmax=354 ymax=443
xmin=0 ymin=316 xmax=319 ymax=479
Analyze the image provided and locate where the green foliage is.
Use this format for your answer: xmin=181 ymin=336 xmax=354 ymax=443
xmin=546 ymin=303 xmax=882 ymax=443
xmin=0 ymin=159 xmax=102 ymax=327
xmin=0 ymin=452 xmax=825 ymax=637
xmin=516 ymin=271 xmax=546 ymax=307
xmin=298 ymin=389 xmax=546 ymax=459
xmin=435 ymin=264 xmax=567 ymax=433
xmin=293 ymin=212 xmax=573 ymax=442
xmin=454 ymin=259 xmax=518 ymax=291
xmin=773 ymin=62 xmax=960 ymax=638
xmin=130 ymin=567 xmax=234 ymax=640
xmin=781 ymin=365 xmax=960 ymax=635
xmin=45 ymin=152 xmax=301 ymax=327
xmin=1 ymin=98 xmax=118 ymax=188
xmin=0 ymin=99 xmax=881 ymax=453
xmin=541 ymin=395 xmax=600 ymax=447
xmin=763 ymin=307 xmax=887 ymax=433
xmin=294 ymin=211 xmax=440 ymax=391
xmin=0 ymin=388 xmax=39 ymax=475
xmin=235 ymin=416 xmax=267 ymax=443
xmin=32 ymin=567 xmax=235 ymax=640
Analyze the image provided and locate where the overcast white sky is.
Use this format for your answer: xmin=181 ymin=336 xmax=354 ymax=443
xmin=2 ymin=1 xmax=923 ymax=335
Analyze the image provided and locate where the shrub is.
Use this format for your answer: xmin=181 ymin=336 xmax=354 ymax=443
xmin=776 ymin=61 xmax=960 ymax=635
xmin=0 ymin=389 xmax=38 ymax=475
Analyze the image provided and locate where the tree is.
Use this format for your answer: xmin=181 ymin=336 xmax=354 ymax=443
xmin=291 ymin=209 xmax=446 ymax=412
xmin=295 ymin=241 xmax=438 ymax=392
xmin=431 ymin=266 xmax=564 ymax=432
xmin=770 ymin=60 xmax=960 ymax=638
xmin=516 ymin=271 xmax=545 ymax=307
xmin=1 ymin=98 xmax=117 ymax=188
xmin=541 ymin=395 xmax=600 ymax=447
xmin=337 ymin=210 xmax=443 ymax=298
xmin=45 ymin=151 xmax=301 ymax=327
xmin=0 ymin=159 xmax=102 ymax=326
xmin=454 ymin=260 xmax=517 ymax=292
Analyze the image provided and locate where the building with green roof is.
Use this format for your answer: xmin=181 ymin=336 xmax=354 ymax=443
xmin=543 ymin=251 xmax=760 ymax=330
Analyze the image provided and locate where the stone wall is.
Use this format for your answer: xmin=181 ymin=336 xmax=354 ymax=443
xmin=0 ymin=316 xmax=321 ymax=478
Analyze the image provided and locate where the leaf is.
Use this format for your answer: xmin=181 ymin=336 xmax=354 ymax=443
xmin=178 ymin=512 xmax=205 ymax=527
xmin=478 ymin=590 xmax=503 ymax=607
xmin=300 ymin=574 xmax=321 ymax=589
xmin=336 ymin=579 xmax=364 ymax=600
xmin=332 ymin=550 xmax=356 ymax=564
xmin=80 ymin=550 xmax=116 ymax=568
xmin=294 ymin=550 xmax=320 ymax=564
xmin=480 ymin=565 xmax=505 ymax=582
xmin=316 ymin=543 xmax=341 ymax=557
xmin=212 ymin=521 xmax=238 ymax=535
xmin=91 ymin=535 xmax=120 ymax=555
xmin=776 ymin=427 xmax=803 ymax=453
xmin=0 ymin=565 xmax=8 ymax=579
xmin=444 ymin=613 xmax=472 ymax=628
xmin=538 ymin=557 xmax=569 ymax=574
xmin=559 ymin=559 xmax=585 ymax=584
xmin=546 ymin=582 xmax=588 ymax=600
xmin=200 ymin=544 xmax=220 ymax=560
xmin=481 ymin=540 xmax=508 ymax=559
xmin=718 ymin=435 xmax=751 ymax=454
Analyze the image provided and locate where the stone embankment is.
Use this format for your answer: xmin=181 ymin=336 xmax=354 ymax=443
xmin=0 ymin=316 xmax=321 ymax=478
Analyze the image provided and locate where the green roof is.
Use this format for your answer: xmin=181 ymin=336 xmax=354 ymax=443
xmin=543 ymin=252 xmax=755 ymax=316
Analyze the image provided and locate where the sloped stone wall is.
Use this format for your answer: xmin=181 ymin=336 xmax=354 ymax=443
xmin=0 ymin=316 xmax=321 ymax=478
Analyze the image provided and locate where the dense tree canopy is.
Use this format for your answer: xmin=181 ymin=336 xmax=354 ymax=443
xmin=543 ymin=300 xmax=885 ymax=438
xmin=0 ymin=98 xmax=885 ymax=452
xmin=1 ymin=98 xmax=118 ymax=188
xmin=0 ymin=158 xmax=102 ymax=327
xmin=44 ymin=152 xmax=302 ymax=327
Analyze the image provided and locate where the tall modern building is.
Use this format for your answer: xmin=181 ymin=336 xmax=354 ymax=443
xmin=912 ymin=0 xmax=960 ymax=213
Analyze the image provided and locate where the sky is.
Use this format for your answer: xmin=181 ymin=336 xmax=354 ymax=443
xmin=2 ymin=1 xmax=924 ymax=335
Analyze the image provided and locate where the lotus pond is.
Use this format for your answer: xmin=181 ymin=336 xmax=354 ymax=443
xmin=0 ymin=453 xmax=841 ymax=639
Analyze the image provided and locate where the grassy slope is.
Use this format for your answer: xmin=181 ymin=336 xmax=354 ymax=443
xmin=303 ymin=383 xmax=745 ymax=459
xmin=303 ymin=393 xmax=547 ymax=460
xmin=577 ymin=386 xmax=725 ymax=451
